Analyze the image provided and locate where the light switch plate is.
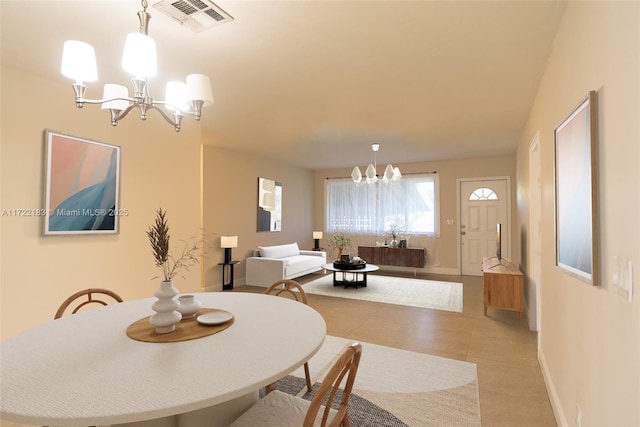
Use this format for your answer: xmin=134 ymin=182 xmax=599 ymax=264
xmin=612 ymin=256 xmax=633 ymax=302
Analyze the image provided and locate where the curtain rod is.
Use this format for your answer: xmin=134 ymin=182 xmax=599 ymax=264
xmin=325 ymin=171 xmax=437 ymax=180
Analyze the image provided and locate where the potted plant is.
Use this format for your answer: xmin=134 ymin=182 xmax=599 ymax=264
xmin=147 ymin=208 xmax=201 ymax=282
xmin=146 ymin=208 xmax=202 ymax=333
xmin=327 ymin=233 xmax=351 ymax=260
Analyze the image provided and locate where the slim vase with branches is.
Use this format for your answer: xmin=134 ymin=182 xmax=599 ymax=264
xmin=146 ymin=208 xmax=202 ymax=333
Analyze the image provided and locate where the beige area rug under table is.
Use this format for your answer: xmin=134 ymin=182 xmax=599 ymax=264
xmin=303 ymin=274 xmax=464 ymax=313
xmin=280 ymin=335 xmax=481 ymax=426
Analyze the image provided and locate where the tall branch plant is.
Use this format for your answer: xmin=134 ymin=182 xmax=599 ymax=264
xmin=147 ymin=208 xmax=201 ymax=281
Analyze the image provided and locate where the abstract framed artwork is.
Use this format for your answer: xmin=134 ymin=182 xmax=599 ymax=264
xmin=554 ymin=90 xmax=599 ymax=285
xmin=44 ymin=130 xmax=121 ymax=235
xmin=257 ymin=177 xmax=282 ymax=232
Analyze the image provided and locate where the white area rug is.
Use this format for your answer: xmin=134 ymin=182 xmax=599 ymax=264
xmin=303 ymin=274 xmax=463 ymax=313
xmin=282 ymin=335 xmax=481 ymax=426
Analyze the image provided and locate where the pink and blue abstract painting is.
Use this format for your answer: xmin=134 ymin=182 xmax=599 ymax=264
xmin=44 ymin=130 xmax=120 ymax=235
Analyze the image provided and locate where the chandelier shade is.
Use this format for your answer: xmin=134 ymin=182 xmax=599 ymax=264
xmin=352 ymin=144 xmax=401 ymax=184
xmin=61 ymin=40 xmax=98 ymax=83
xmin=186 ymin=74 xmax=214 ymax=105
xmin=383 ymin=164 xmax=394 ymax=183
xmin=60 ymin=0 xmax=213 ymax=132
xmin=351 ymin=166 xmax=362 ymax=183
xmin=121 ymin=33 xmax=157 ymax=78
xmin=101 ymin=84 xmax=130 ymax=111
xmin=365 ymin=164 xmax=378 ymax=184
xmin=165 ymin=81 xmax=189 ymax=112
xmin=393 ymin=167 xmax=402 ymax=180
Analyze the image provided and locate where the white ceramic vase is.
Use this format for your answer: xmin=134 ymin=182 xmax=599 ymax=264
xmin=149 ymin=280 xmax=182 ymax=333
xmin=177 ymin=294 xmax=203 ymax=319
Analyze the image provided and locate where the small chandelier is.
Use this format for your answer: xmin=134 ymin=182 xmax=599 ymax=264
xmin=351 ymin=143 xmax=401 ymax=184
xmin=60 ymin=0 xmax=213 ymax=132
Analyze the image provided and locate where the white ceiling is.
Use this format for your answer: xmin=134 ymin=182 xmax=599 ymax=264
xmin=0 ymin=0 xmax=567 ymax=169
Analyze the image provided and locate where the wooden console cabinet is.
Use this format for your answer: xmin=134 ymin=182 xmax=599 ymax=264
xmin=482 ymin=258 xmax=524 ymax=319
xmin=357 ymin=246 xmax=426 ymax=268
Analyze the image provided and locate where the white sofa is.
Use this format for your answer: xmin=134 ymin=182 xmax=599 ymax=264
xmin=245 ymin=243 xmax=327 ymax=287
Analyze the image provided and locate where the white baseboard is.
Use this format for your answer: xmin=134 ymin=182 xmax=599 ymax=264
xmin=539 ymin=348 xmax=566 ymax=426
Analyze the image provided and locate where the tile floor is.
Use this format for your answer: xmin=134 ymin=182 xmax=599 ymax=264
xmin=0 ymin=272 xmax=556 ymax=427
xmin=238 ymin=271 xmax=557 ymax=426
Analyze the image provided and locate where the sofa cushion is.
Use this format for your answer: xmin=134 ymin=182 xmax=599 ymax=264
xmin=286 ymin=255 xmax=323 ymax=277
xmin=258 ymin=243 xmax=300 ymax=259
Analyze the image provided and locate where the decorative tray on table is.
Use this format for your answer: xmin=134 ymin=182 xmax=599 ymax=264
xmin=126 ymin=308 xmax=234 ymax=343
xmin=333 ymin=260 xmax=367 ymax=270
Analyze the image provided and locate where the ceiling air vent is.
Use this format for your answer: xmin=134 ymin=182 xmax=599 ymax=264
xmin=153 ymin=0 xmax=234 ymax=33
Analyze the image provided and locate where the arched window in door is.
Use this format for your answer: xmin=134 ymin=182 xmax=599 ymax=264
xmin=469 ymin=187 xmax=498 ymax=201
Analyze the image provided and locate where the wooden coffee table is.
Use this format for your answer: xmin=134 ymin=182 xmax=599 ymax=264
xmin=322 ymin=263 xmax=379 ymax=288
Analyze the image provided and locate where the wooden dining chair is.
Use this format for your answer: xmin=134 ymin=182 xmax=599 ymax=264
xmin=265 ymin=278 xmax=308 ymax=303
xmin=264 ymin=279 xmax=312 ymax=393
xmin=229 ymin=342 xmax=362 ymax=427
xmin=54 ymin=288 xmax=123 ymax=319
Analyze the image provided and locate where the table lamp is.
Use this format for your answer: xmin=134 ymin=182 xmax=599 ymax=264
xmin=221 ymin=236 xmax=238 ymax=263
xmin=313 ymin=231 xmax=323 ymax=251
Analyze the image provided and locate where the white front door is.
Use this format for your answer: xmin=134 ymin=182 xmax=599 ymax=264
xmin=460 ymin=178 xmax=510 ymax=276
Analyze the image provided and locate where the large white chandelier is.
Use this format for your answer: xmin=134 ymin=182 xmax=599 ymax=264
xmin=60 ymin=0 xmax=213 ymax=132
xmin=351 ymin=143 xmax=401 ymax=184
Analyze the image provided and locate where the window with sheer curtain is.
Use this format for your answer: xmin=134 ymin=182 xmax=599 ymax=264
xmin=325 ymin=173 xmax=439 ymax=235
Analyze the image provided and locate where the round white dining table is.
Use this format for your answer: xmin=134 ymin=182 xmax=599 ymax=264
xmin=0 ymin=292 xmax=326 ymax=427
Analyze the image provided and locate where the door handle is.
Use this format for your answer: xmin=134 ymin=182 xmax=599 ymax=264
xmin=461 ymin=231 xmax=466 ymax=235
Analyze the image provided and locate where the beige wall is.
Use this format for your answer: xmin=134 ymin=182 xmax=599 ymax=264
xmin=201 ymin=145 xmax=315 ymax=290
xmin=313 ymin=154 xmax=517 ymax=272
xmin=516 ymin=1 xmax=639 ymax=425
xmin=1 ymin=68 xmax=202 ymax=340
